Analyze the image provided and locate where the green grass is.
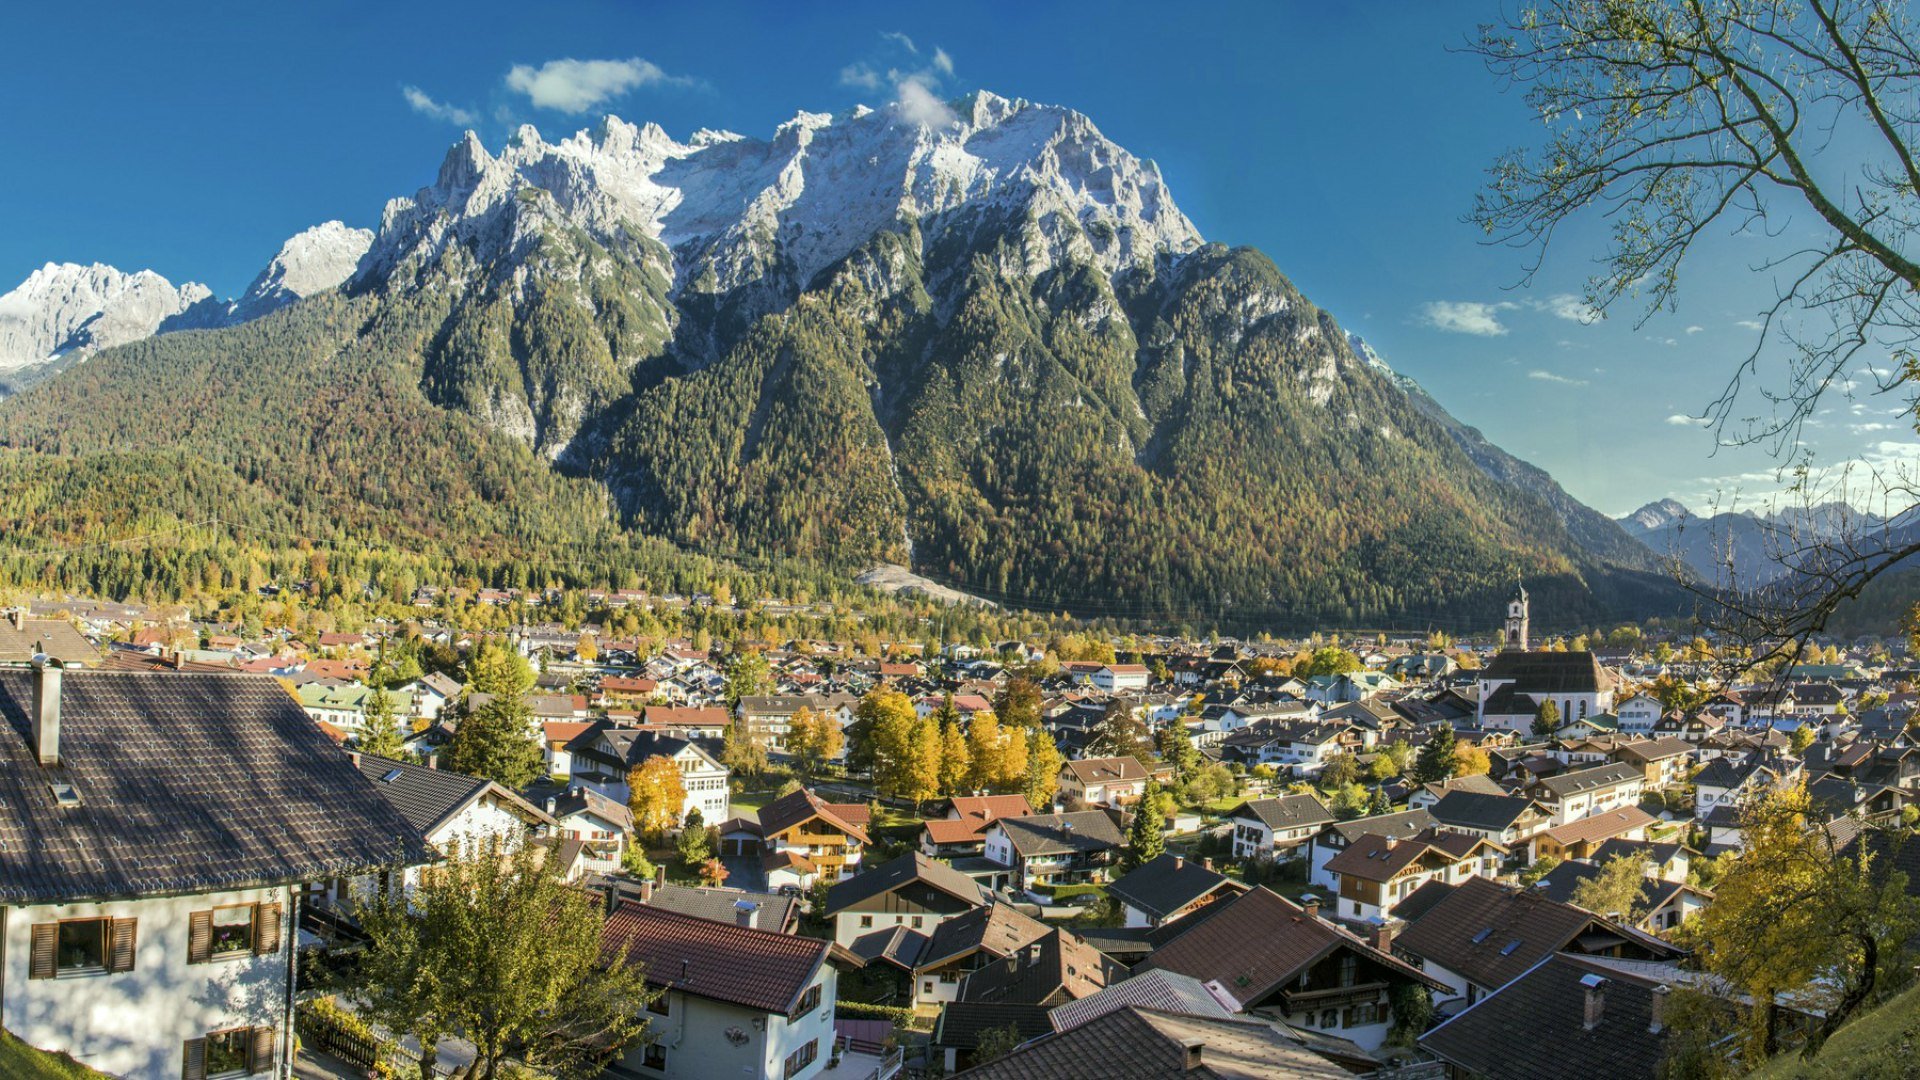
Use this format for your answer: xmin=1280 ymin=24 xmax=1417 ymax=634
xmin=729 ymin=790 xmax=777 ymax=816
xmin=0 ymin=1033 xmax=110 ymax=1080
xmin=1749 ymin=981 xmax=1920 ymax=1079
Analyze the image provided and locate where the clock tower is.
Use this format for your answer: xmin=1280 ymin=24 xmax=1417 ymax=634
xmin=1504 ymin=583 xmax=1530 ymax=652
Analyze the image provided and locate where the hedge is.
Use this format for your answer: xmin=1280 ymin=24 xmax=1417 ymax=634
xmin=835 ymin=1001 xmax=916 ymax=1024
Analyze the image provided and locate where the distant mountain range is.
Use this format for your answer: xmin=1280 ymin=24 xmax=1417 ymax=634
xmin=1618 ymin=498 xmax=1894 ymax=586
xmin=0 ymin=91 xmax=1686 ymax=628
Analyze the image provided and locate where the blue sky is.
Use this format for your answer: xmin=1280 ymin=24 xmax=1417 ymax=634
xmin=6 ymin=0 xmax=1912 ymax=517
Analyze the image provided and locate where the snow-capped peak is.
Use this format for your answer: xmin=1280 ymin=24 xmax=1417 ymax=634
xmin=227 ymin=221 xmax=373 ymax=323
xmin=0 ymin=262 xmax=215 ymax=374
xmin=1621 ymin=499 xmax=1692 ymax=533
xmin=360 ymin=90 xmax=1206 ymax=296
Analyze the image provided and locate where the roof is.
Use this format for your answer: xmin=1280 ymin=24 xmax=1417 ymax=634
xmin=932 ymin=1002 xmax=1054 ymax=1052
xmin=1480 ymin=650 xmax=1613 ymax=694
xmin=601 ymin=901 xmax=831 ymax=1014
xmin=1428 ymin=790 xmax=1544 ymax=832
xmin=1395 ymin=877 xmax=1624 ymax=992
xmin=1541 ymin=806 xmax=1658 ymax=848
xmin=1063 ymin=756 xmax=1149 ymax=785
xmin=355 ymin=753 xmax=553 ymax=836
xmin=0 ymin=670 xmax=432 ymax=904
xmin=1140 ymin=888 xmax=1443 ymax=1005
xmin=756 ymin=787 xmax=870 ymax=844
xmin=1322 ymin=828 xmax=1499 ymax=883
xmin=1535 ymin=762 xmax=1643 ymax=799
xmin=950 ymin=1006 xmax=1351 ymax=1080
xmin=1323 ymin=807 xmax=1438 ymax=845
xmin=921 ymin=902 xmax=1053 ymax=971
xmin=850 ymin=925 xmax=932 ymax=970
xmin=1418 ymin=773 xmax=1508 ymax=800
xmin=961 ymin=928 xmax=1126 ymax=1005
xmin=0 ymin=617 xmax=99 ymax=666
xmin=642 ymin=882 xmax=798 ymax=933
xmin=1223 ymin=794 xmax=1333 ymax=832
xmin=994 ymin=811 xmax=1126 ymax=857
xmin=1419 ymin=953 xmax=1675 ymax=1080
xmin=1048 ymin=970 xmax=1238 ymax=1032
xmin=1616 ymin=736 xmax=1695 ymax=764
xmin=1106 ymin=854 xmax=1243 ymax=922
xmin=824 ymin=851 xmax=986 ymax=915
xmin=926 ymin=794 xmax=1040 ymax=844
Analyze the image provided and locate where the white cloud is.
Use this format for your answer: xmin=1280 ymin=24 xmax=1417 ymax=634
xmin=1685 ymin=325 xmax=1704 ymax=334
xmin=1420 ymin=300 xmax=1515 ymax=337
xmin=895 ymin=72 xmax=958 ymax=128
xmin=402 ymin=85 xmax=475 ymax=126
xmin=842 ymin=34 xmax=961 ymax=129
xmin=1854 ymin=422 xmax=1895 ymax=433
xmin=504 ymin=57 xmax=684 ymax=114
xmin=932 ymin=47 xmax=955 ymax=75
xmin=880 ymin=31 xmax=918 ymax=54
xmin=1538 ymin=293 xmax=1600 ymax=324
xmin=1666 ymin=414 xmax=1707 ymax=426
xmin=839 ymin=62 xmax=882 ymax=90
xmin=1735 ymin=318 xmax=1766 ymax=331
xmin=1528 ymin=369 xmax=1589 ymax=387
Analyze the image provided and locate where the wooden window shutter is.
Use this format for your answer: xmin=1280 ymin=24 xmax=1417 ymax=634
xmin=188 ymin=910 xmax=213 ymax=964
xmin=108 ymin=917 xmax=137 ymax=973
xmin=28 ymin=923 xmax=57 ymax=979
xmin=249 ymin=1026 xmax=276 ymax=1075
xmin=182 ymin=1037 xmax=207 ymax=1080
xmin=253 ymin=902 xmax=282 ymax=956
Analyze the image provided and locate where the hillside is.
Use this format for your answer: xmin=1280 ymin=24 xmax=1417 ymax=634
xmin=0 ymin=1033 xmax=110 ymax=1080
xmin=1749 ymin=980 xmax=1920 ymax=1079
xmin=0 ymin=92 xmax=1687 ymax=629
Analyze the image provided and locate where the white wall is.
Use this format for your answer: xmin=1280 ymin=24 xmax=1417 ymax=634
xmin=612 ymin=964 xmax=836 ymax=1080
xmin=3 ymin=887 xmax=290 ymax=1080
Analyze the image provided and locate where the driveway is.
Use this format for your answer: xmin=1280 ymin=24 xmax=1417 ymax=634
xmin=720 ymin=854 xmax=768 ymax=892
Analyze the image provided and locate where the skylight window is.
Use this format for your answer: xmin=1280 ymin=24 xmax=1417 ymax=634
xmin=381 ymin=768 xmax=404 ymax=783
xmin=1500 ymin=940 xmax=1523 ymax=955
xmin=1470 ymin=928 xmax=1493 ymax=944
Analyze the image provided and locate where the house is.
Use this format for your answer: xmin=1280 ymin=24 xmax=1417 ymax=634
xmin=1321 ymin=828 xmax=1506 ymax=922
xmin=1532 ymin=806 xmax=1659 ymax=864
xmin=1693 ymin=755 xmax=1795 ymax=819
xmin=639 ymin=881 xmax=799 ymax=934
xmin=920 ymin=794 xmax=1037 ymax=857
xmin=958 ymin=927 xmax=1126 ymax=1005
xmin=1092 ymin=664 xmax=1151 ymax=692
xmin=1419 ymin=953 xmax=1698 ymax=1080
xmin=0 ymin=665 xmax=430 ymax=1080
xmin=397 ymin=671 xmax=462 ymax=721
xmin=1533 ymin=859 xmax=1714 ymax=934
xmin=1224 ymin=794 xmax=1334 ymax=862
xmin=1307 ymin=808 xmax=1439 ymax=891
xmin=983 ymin=811 xmax=1127 ymax=893
xmin=1218 ymin=719 xmax=1357 ymax=776
xmin=730 ymin=788 xmax=871 ymax=888
xmin=543 ymin=784 xmax=634 ymax=879
xmin=898 ymin=903 xmax=1053 ymax=1007
xmin=826 ymin=851 xmax=986 ymax=947
xmin=564 ymin=721 xmax=730 ymax=825
xmin=948 ymin=1005 xmax=1352 ymax=1079
xmin=1139 ymin=887 xmax=1447 ymax=1051
xmin=1475 ymin=594 xmax=1616 ymax=730
xmin=1392 ymin=876 xmax=1683 ymax=1013
xmin=1525 ymin=762 xmax=1646 ymax=826
xmin=1614 ymin=695 xmax=1665 ymax=734
xmin=343 ymin=754 xmax=554 ymax=897
xmin=1105 ymin=854 xmax=1247 ymax=929
xmin=1426 ymin=789 xmax=1553 ymax=850
xmin=0 ymin=610 xmax=101 ymax=667
xmin=1057 ymin=756 xmax=1150 ymax=808
xmin=1615 ymin=736 xmax=1695 ymax=789
xmin=1406 ymin=773 xmax=1507 ymax=811
xmin=601 ymin=903 xmax=850 ymax=1080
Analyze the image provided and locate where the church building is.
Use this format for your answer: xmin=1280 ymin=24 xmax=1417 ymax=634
xmin=1475 ymin=584 xmax=1615 ymax=732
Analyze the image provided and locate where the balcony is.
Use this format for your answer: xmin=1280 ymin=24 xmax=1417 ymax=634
xmin=1274 ymin=980 xmax=1387 ymax=1013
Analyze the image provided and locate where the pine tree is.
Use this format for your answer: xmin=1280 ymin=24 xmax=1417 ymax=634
xmin=445 ymin=692 xmax=544 ymax=788
xmin=359 ymin=687 xmax=408 ymax=760
xmin=1124 ymin=781 xmax=1166 ymax=871
xmin=1532 ymin=699 xmax=1561 ymax=737
xmin=1412 ymin=722 xmax=1458 ymax=785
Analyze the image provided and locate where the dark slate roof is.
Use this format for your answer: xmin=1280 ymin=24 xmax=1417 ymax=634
xmin=1419 ymin=954 xmax=1675 ymax=1080
xmin=921 ymin=903 xmax=1053 ymax=971
xmin=850 ymin=925 xmax=931 ymax=970
xmin=950 ymin=1006 xmax=1351 ymax=1080
xmin=1322 ymin=807 xmax=1437 ymax=845
xmin=1480 ymin=650 xmax=1612 ymax=694
xmin=1395 ymin=877 xmax=1615 ymax=992
xmin=352 ymin=753 xmax=492 ymax=835
xmin=1223 ymin=794 xmax=1332 ymax=832
xmin=932 ymin=1001 xmax=1054 ymax=1051
xmin=960 ymin=928 xmax=1126 ymax=1006
xmin=1047 ymin=970 xmax=1238 ymax=1032
xmin=0 ymin=670 xmax=432 ymax=904
xmin=1427 ymin=790 xmax=1542 ymax=832
xmin=1106 ymin=854 xmax=1241 ymax=922
xmin=643 ymin=882 xmax=798 ymax=933
xmin=601 ymin=901 xmax=830 ymax=1014
xmin=995 ymin=810 xmax=1126 ymax=857
xmin=1534 ymin=762 xmax=1642 ymax=799
xmin=824 ymin=851 xmax=986 ymax=915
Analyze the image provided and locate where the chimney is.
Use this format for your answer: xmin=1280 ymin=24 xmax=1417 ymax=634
xmin=1648 ymin=983 xmax=1670 ymax=1033
xmin=347 ymin=751 xmax=362 ymax=769
xmin=1373 ymin=922 xmax=1394 ymax=953
xmin=6 ymin=608 xmax=23 ymax=630
xmin=1581 ymin=973 xmax=1608 ymax=1030
xmin=656 ymin=865 xmax=668 ymax=890
xmin=426 ymin=751 xmax=440 ymax=770
xmin=1182 ymin=1041 xmax=1204 ymax=1071
xmin=1172 ymin=854 xmax=1184 ymax=871
xmin=734 ymin=899 xmax=760 ymax=928
xmin=1200 ymin=857 xmax=1213 ymax=872
xmin=31 ymin=656 xmax=63 ymax=767
xmin=1299 ymin=893 xmax=1321 ymax=919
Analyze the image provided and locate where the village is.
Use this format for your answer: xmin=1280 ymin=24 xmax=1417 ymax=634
xmin=1 ymin=578 xmax=1914 ymax=1080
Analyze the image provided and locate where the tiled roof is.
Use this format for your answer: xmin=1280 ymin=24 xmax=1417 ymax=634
xmin=920 ymin=902 xmax=1052 ymax=971
xmin=642 ymin=882 xmax=797 ymax=932
xmin=1106 ymin=854 xmax=1241 ymax=922
xmin=931 ymin=1002 xmax=1054 ymax=1052
xmin=823 ymin=851 xmax=985 ymax=915
xmin=1419 ymin=954 xmax=1675 ymax=1080
xmin=1395 ymin=877 xmax=1617 ymax=992
xmin=995 ymin=810 xmax=1125 ymax=857
xmin=1616 ymin=736 xmax=1694 ymax=763
xmin=950 ymin=1006 xmax=1351 ymax=1080
xmin=0 ymin=617 xmax=99 ymax=666
xmin=353 ymin=753 xmax=490 ymax=834
xmin=1324 ymin=807 xmax=1437 ymax=845
xmin=1063 ymin=756 xmax=1149 ymax=784
xmin=601 ymin=902 xmax=829 ymax=1014
xmin=1542 ymin=806 xmax=1658 ymax=847
xmin=0 ymin=671 xmax=431 ymax=904
xmin=757 ymin=787 xmax=869 ymax=843
xmin=1224 ymin=794 xmax=1332 ymax=831
xmin=1428 ymin=790 xmax=1542 ymax=832
xmin=1535 ymin=762 xmax=1642 ymax=799
xmin=1048 ymin=970 xmax=1237 ymax=1032
xmin=849 ymin=925 xmax=931 ymax=969
xmin=1480 ymin=650 xmax=1612 ymax=694
xmin=960 ymin=928 xmax=1125 ymax=1006
xmin=1322 ymin=828 xmax=1496 ymax=883
xmin=1140 ymin=888 xmax=1441 ymax=1005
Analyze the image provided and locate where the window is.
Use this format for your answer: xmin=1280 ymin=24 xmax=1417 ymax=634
xmin=911 ymin=916 xmax=924 ymax=929
xmin=859 ymin=915 xmax=873 ymax=928
xmin=56 ymin=919 xmax=108 ymax=974
xmin=206 ymin=1030 xmax=250 ymax=1077
xmin=1320 ymin=1009 xmax=1338 ymax=1028
xmin=790 ymin=984 xmax=822 ymax=1019
xmin=642 ymin=1043 xmax=667 ymax=1071
xmin=1338 ymin=954 xmax=1357 ymax=987
xmin=210 ymin=906 xmax=254 ymax=957
xmin=648 ymin=991 xmax=670 ymax=1017
xmin=783 ymin=1039 xmax=819 ymax=1079
xmin=923 ymin=980 xmax=934 ymax=996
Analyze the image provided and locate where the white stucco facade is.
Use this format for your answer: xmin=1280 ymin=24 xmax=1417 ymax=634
xmin=608 ymin=964 xmax=838 ymax=1080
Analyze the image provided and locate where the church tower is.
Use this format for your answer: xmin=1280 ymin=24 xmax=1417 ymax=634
xmin=1504 ymin=582 xmax=1530 ymax=652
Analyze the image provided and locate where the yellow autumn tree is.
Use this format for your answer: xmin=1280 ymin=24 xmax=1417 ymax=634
xmin=966 ymin=712 xmax=1004 ymax=792
xmin=997 ymin=723 xmax=1030 ymax=790
xmin=939 ymin=721 xmax=972 ymax=797
xmin=903 ymin=715 xmax=942 ymax=807
xmin=627 ymin=755 xmax=687 ymax=840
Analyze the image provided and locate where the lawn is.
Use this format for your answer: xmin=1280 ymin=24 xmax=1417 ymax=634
xmin=729 ymin=789 xmax=777 ymax=816
xmin=1749 ymin=981 xmax=1920 ymax=1079
xmin=0 ymin=1034 xmax=109 ymax=1080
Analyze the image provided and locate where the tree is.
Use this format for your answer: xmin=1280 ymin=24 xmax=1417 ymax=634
xmin=1367 ymin=752 xmax=1400 ymax=784
xmin=351 ymin=836 xmax=654 ymax=1080
xmin=1519 ymin=856 xmax=1562 ymax=888
xmin=939 ymin=720 xmax=972 ymax=797
xmin=998 ymin=724 xmax=1030 ymax=792
xmin=1570 ymin=854 xmax=1651 ymax=924
xmin=359 ymin=687 xmax=408 ymax=760
xmin=445 ymin=690 xmax=544 ymax=788
xmin=1689 ymin=782 xmax=1919 ymax=1061
xmin=1320 ymin=752 xmax=1361 ymax=792
xmin=1125 ymin=781 xmax=1167 ymax=871
xmin=1155 ymin=721 xmax=1201 ymax=782
xmin=965 ymin=711 xmax=1005 ymax=792
xmin=1024 ymin=727 xmax=1062 ymax=810
xmin=1790 ymin=723 xmax=1817 ymax=755
xmin=973 ymin=1023 xmax=1024 ymax=1065
xmin=721 ymin=718 xmax=770 ymax=781
xmin=628 ymin=755 xmax=688 ymax=840
xmin=1087 ymin=700 xmax=1152 ymax=761
xmin=1532 ymin=699 xmax=1561 ymax=738
xmin=620 ymin=846 xmax=656 ymax=881
xmin=697 ymin=857 xmax=729 ymax=887
xmin=1469 ymin=1 xmax=1920 ymax=658
xmin=1413 ymin=723 xmax=1458 ymax=784
xmin=1453 ymin=744 xmax=1493 ymax=778
xmin=857 ymin=689 xmax=918 ymax=796
xmin=675 ymin=823 xmax=713 ymax=866
xmin=1366 ymin=786 xmax=1391 ymax=816
xmin=788 ymin=707 xmax=842 ymax=775
xmin=995 ymin=676 xmax=1042 ymax=729
xmin=1294 ymin=647 xmax=1364 ymax=678
xmin=575 ymin=633 xmax=598 ymax=664
xmin=723 ymin=649 xmax=769 ymax=708
xmin=466 ymin=641 xmax=534 ymax=698
xmin=903 ymin=715 xmax=943 ymax=807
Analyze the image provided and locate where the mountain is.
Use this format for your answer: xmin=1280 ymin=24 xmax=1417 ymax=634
xmin=1620 ymin=499 xmax=1889 ymax=586
xmin=0 ymin=222 xmax=372 ymax=395
xmin=0 ymin=92 xmax=1685 ymax=629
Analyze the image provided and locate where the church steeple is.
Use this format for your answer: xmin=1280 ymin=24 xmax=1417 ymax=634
xmin=1504 ymin=581 xmax=1530 ymax=652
